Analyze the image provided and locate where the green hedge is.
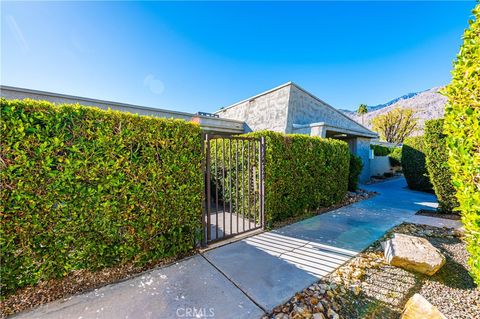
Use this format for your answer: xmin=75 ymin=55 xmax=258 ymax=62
xmin=245 ymin=131 xmax=350 ymax=224
xmin=389 ymin=147 xmax=402 ymax=167
xmin=401 ymin=136 xmax=432 ymax=192
xmin=348 ymin=153 xmax=363 ymax=191
xmin=0 ymin=99 xmax=203 ymax=296
xmin=424 ymin=119 xmax=458 ymax=213
xmin=370 ymin=144 xmax=391 ymax=156
xmin=442 ymin=4 xmax=480 ymax=285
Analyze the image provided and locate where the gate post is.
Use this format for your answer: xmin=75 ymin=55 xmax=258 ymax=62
xmin=259 ymin=136 xmax=265 ymax=228
xmin=201 ymin=133 xmax=209 ymax=247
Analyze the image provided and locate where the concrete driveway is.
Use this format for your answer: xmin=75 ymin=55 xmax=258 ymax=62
xmin=14 ymin=177 xmax=437 ymax=319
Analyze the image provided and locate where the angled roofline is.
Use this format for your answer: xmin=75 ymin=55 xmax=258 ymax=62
xmin=288 ymin=81 xmax=377 ymax=135
xmin=215 ymin=81 xmax=294 ymax=113
xmin=216 ymin=81 xmax=377 ymax=136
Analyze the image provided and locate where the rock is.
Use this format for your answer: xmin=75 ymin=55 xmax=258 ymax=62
xmin=313 ymin=313 xmax=326 ymax=319
xmin=275 ymin=314 xmax=289 ymax=319
xmin=314 ymin=302 xmax=325 ymax=313
xmin=401 ymin=294 xmax=447 ymax=319
xmin=327 ymin=308 xmax=339 ymax=319
xmin=382 ymin=233 xmax=446 ymax=275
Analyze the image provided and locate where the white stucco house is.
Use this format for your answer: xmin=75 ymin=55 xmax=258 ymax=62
xmin=215 ymin=82 xmax=378 ymax=182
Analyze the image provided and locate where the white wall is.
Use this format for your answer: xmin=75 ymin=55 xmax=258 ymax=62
xmin=370 ymin=156 xmax=392 ymax=177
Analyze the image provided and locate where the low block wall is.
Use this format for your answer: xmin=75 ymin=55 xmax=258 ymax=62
xmin=370 ymin=156 xmax=392 ymax=177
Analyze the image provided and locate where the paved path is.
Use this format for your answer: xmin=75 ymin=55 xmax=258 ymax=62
xmin=14 ymin=178 xmax=437 ymax=319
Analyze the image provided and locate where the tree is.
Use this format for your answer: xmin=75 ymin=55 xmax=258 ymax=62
xmin=371 ymin=108 xmax=417 ymax=144
xmin=357 ymin=104 xmax=368 ymax=125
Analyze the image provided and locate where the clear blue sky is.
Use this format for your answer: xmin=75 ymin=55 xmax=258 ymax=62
xmin=1 ymin=1 xmax=475 ymax=112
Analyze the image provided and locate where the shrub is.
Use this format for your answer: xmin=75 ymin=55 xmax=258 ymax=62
xmin=244 ymin=131 xmax=350 ymax=224
xmin=442 ymin=4 xmax=480 ymax=285
xmin=389 ymin=147 xmax=402 ymax=167
xmin=0 ymin=98 xmax=203 ymax=296
xmin=370 ymin=144 xmax=391 ymax=156
xmin=401 ymin=136 xmax=432 ymax=191
xmin=424 ymin=119 xmax=459 ymax=213
xmin=348 ymin=153 xmax=363 ymax=191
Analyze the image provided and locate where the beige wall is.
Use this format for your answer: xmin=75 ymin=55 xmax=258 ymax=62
xmin=215 ymin=85 xmax=291 ymax=132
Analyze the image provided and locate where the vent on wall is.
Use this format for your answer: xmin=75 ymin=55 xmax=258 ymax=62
xmin=196 ymin=112 xmax=219 ymax=118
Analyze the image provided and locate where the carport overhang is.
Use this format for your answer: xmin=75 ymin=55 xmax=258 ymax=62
xmin=292 ymin=122 xmax=378 ymax=139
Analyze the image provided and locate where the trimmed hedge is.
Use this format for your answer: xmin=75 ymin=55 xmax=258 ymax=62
xmin=424 ymin=119 xmax=458 ymax=213
xmin=442 ymin=4 xmax=480 ymax=285
xmin=245 ymin=131 xmax=350 ymax=224
xmin=401 ymin=136 xmax=432 ymax=192
xmin=0 ymin=99 xmax=203 ymax=296
xmin=389 ymin=147 xmax=402 ymax=167
xmin=348 ymin=153 xmax=363 ymax=191
xmin=371 ymin=144 xmax=391 ymax=156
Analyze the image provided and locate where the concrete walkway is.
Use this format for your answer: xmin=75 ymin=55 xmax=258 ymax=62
xmin=14 ymin=178 xmax=438 ymax=319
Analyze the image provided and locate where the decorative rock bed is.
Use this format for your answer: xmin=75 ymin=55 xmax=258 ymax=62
xmin=264 ymin=223 xmax=479 ymax=319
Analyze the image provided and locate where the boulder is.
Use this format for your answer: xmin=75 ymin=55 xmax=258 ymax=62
xmin=401 ymin=294 xmax=446 ymax=319
xmin=382 ymin=233 xmax=445 ymax=275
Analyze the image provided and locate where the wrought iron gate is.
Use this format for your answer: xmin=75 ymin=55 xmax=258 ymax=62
xmin=203 ymin=134 xmax=265 ymax=245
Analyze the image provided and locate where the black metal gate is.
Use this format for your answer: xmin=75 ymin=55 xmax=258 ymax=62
xmin=203 ymin=134 xmax=265 ymax=245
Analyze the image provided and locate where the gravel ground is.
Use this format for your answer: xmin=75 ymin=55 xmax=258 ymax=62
xmin=415 ymin=209 xmax=461 ymax=220
xmin=265 ymin=223 xmax=479 ymax=319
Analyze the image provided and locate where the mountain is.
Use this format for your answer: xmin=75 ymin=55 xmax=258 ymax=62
xmin=341 ymin=87 xmax=447 ymax=135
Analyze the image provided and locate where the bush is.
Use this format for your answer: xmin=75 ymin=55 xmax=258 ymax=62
xmin=401 ymin=136 xmax=432 ymax=191
xmin=0 ymin=99 xmax=203 ymax=296
xmin=389 ymin=147 xmax=402 ymax=167
xmin=442 ymin=4 xmax=480 ymax=285
xmin=245 ymin=131 xmax=350 ymax=224
xmin=424 ymin=119 xmax=459 ymax=213
xmin=348 ymin=153 xmax=363 ymax=191
xmin=370 ymin=144 xmax=391 ymax=156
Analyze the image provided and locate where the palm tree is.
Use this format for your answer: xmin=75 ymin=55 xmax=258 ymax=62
xmin=357 ymin=104 xmax=368 ymax=125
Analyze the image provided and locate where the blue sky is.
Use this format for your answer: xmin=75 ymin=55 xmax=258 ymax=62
xmin=1 ymin=1 xmax=475 ymax=112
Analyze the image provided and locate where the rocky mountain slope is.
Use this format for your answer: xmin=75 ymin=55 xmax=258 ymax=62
xmin=342 ymin=87 xmax=447 ymax=135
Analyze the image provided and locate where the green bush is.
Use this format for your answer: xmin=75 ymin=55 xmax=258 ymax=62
xmin=442 ymin=4 xmax=480 ymax=285
xmin=0 ymin=99 xmax=203 ymax=296
xmin=348 ymin=153 xmax=363 ymax=191
xmin=424 ymin=119 xmax=459 ymax=213
xmin=389 ymin=147 xmax=402 ymax=167
xmin=370 ymin=144 xmax=391 ymax=156
xmin=244 ymin=131 xmax=350 ymax=224
xmin=401 ymin=136 xmax=432 ymax=192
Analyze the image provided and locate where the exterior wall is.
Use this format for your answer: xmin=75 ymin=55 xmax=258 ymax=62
xmin=1 ymin=86 xmax=244 ymax=134
xmin=215 ymin=85 xmax=291 ymax=133
xmin=355 ymin=137 xmax=372 ymax=183
xmin=370 ymin=156 xmax=392 ymax=177
xmin=286 ymin=85 xmax=375 ymax=137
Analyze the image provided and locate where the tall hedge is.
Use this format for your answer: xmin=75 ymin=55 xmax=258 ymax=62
xmin=0 ymin=99 xmax=203 ymax=296
xmin=424 ymin=119 xmax=458 ymax=213
xmin=245 ymin=131 xmax=350 ymax=224
xmin=401 ymin=136 xmax=432 ymax=192
xmin=442 ymin=4 xmax=480 ymax=285
xmin=370 ymin=144 xmax=391 ymax=156
xmin=348 ymin=153 xmax=363 ymax=191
